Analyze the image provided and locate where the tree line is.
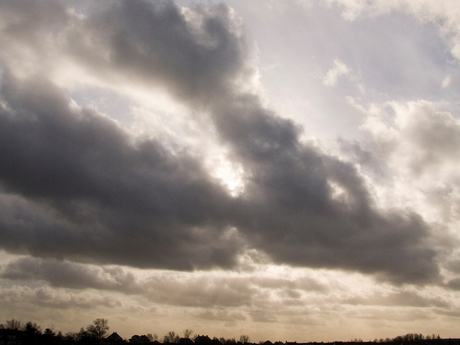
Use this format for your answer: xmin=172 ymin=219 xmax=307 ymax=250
xmin=0 ymin=318 xmax=253 ymax=345
xmin=0 ymin=318 xmax=447 ymax=345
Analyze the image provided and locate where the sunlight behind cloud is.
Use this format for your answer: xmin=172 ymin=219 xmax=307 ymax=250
xmin=206 ymin=153 xmax=246 ymax=197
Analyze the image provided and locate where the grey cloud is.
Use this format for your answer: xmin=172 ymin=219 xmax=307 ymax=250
xmin=445 ymin=277 xmax=460 ymax=290
xmin=350 ymin=307 xmax=434 ymax=323
xmin=208 ymin=96 xmax=438 ymax=284
xmin=0 ymin=0 xmax=441 ymax=284
xmin=384 ymin=290 xmax=448 ymax=308
xmin=231 ymin=126 xmax=438 ymax=283
xmin=143 ymin=274 xmax=257 ymax=308
xmin=366 ymin=101 xmax=460 ymax=179
xmin=0 ymin=285 xmax=122 ymax=310
xmin=445 ymin=258 xmax=460 ymax=274
xmin=63 ymin=0 xmax=248 ymax=105
xmin=401 ymin=103 xmax=460 ymax=177
xmin=434 ymin=309 xmax=460 ymax=318
xmin=0 ymin=256 xmax=330 ymax=309
xmin=249 ymin=309 xmax=278 ymax=323
xmin=0 ymin=0 xmax=68 ymax=42
xmin=337 ymin=138 xmax=391 ymax=181
xmin=33 ymin=288 xmax=122 ymax=309
xmin=343 ymin=290 xmax=449 ymax=308
xmin=277 ymin=288 xmax=302 ymax=301
xmin=249 ymin=276 xmax=328 ymax=293
xmin=0 ymin=257 xmax=142 ymax=293
xmin=196 ymin=310 xmax=246 ymax=322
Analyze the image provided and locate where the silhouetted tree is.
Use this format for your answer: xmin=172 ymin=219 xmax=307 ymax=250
xmin=164 ymin=331 xmax=180 ymax=344
xmin=220 ymin=338 xmax=236 ymax=345
xmin=44 ymin=328 xmax=56 ymax=336
xmin=393 ymin=336 xmax=403 ymax=343
xmin=43 ymin=328 xmax=57 ymax=345
xmin=184 ymin=330 xmax=193 ymax=339
xmin=77 ymin=326 xmax=94 ymax=343
xmin=211 ymin=337 xmax=222 ymax=345
xmin=24 ymin=321 xmax=42 ymax=335
xmin=148 ymin=333 xmax=159 ymax=341
xmin=86 ymin=318 xmax=109 ymax=340
xmin=6 ymin=318 xmax=22 ymax=330
xmin=64 ymin=331 xmax=79 ymax=342
xmin=130 ymin=335 xmax=151 ymax=343
xmin=240 ymin=335 xmax=250 ymax=344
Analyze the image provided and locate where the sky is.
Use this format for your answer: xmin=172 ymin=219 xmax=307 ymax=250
xmin=1 ymin=0 xmax=460 ymax=342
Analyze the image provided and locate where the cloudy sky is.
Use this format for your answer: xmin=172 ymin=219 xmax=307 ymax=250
xmin=1 ymin=0 xmax=460 ymax=341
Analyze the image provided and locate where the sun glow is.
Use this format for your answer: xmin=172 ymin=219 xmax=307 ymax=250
xmin=207 ymin=153 xmax=246 ymax=197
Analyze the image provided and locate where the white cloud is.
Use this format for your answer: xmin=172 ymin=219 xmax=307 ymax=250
xmin=441 ymin=75 xmax=452 ymax=88
xmin=323 ymin=59 xmax=351 ymax=86
xmin=356 ymin=100 xmax=460 ymax=257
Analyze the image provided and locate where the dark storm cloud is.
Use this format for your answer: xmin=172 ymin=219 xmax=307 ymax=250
xmin=0 ymin=73 xmax=239 ymax=270
xmin=0 ymin=0 xmax=441 ymax=284
xmin=64 ymin=0 xmax=248 ymax=104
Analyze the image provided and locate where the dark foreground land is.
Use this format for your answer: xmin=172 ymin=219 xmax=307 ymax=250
xmin=1 ymin=331 xmax=459 ymax=345
xmin=1 ymin=330 xmax=459 ymax=345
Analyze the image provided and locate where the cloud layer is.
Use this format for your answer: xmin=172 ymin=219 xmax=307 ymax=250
xmin=0 ymin=0 xmax=442 ymax=284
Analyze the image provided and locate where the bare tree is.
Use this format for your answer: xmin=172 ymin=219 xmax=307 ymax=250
xmin=184 ymin=330 xmax=194 ymax=339
xmin=240 ymin=335 xmax=250 ymax=344
xmin=164 ymin=331 xmax=180 ymax=343
xmin=221 ymin=337 xmax=236 ymax=345
xmin=86 ymin=318 xmax=110 ymax=340
xmin=148 ymin=333 xmax=159 ymax=341
xmin=6 ymin=319 xmax=22 ymax=330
